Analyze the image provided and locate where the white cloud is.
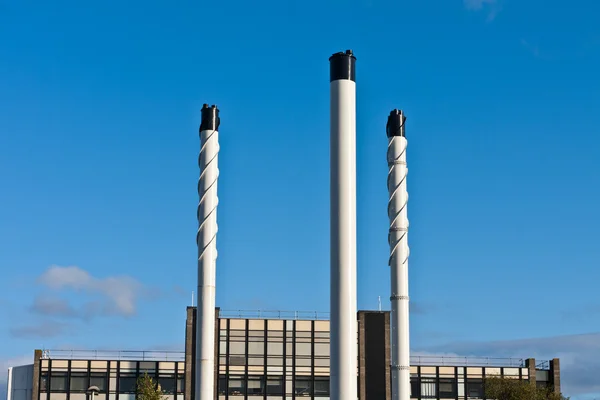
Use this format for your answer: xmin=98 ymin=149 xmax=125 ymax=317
xmin=37 ymin=265 xmax=143 ymax=317
xmin=419 ymin=332 xmax=600 ymax=397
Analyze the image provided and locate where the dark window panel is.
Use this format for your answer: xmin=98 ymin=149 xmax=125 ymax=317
xmin=118 ymin=375 xmax=137 ymax=393
xmin=294 ymin=377 xmax=312 ymax=397
xmin=439 ymin=378 xmax=457 ymax=398
xmin=266 ymin=376 xmax=283 ymax=396
xmin=70 ymin=373 xmax=89 ymax=392
xmin=218 ymin=375 xmax=227 ymax=395
xmin=410 ymin=377 xmax=420 ymax=398
xmin=40 ymin=373 xmax=48 ymax=392
xmin=314 ymin=377 xmax=330 ymax=397
xmin=90 ymin=373 xmax=107 ymax=392
xmin=158 ymin=375 xmax=176 ymax=394
xmin=50 ymin=373 xmax=67 ymax=392
xmin=466 ymin=379 xmax=484 ymax=399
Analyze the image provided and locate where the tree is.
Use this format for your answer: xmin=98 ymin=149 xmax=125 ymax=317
xmin=485 ymin=376 xmax=568 ymax=400
xmin=136 ymin=374 xmax=166 ymax=400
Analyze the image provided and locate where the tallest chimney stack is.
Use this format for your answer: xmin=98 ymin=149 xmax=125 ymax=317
xmin=329 ymin=50 xmax=358 ymax=400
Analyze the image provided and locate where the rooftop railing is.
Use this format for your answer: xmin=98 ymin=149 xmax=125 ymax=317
xmin=410 ymin=355 xmax=526 ymax=367
xmin=218 ymin=309 xmax=330 ymax=320
xmin=43 ymin=350 xmax=543 ymax=369
xmin=42 ymin=349 xmax=185 ymax=361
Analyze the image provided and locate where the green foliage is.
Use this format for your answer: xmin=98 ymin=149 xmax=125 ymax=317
xmin=136 ymin=374 xmax=166 ymax=400
xmin=484 ymin=376 xmax=568 ymax=400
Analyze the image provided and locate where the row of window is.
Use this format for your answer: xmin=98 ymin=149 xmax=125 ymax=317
xmin=410 ymin=378 xmax=484 ymax=399
xmin=217 ymin=375 xmax=330 ymax=397
xmin=40 ymin=372 xmax=184 ymax=394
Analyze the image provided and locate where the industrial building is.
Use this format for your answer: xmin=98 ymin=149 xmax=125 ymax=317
xmin=3 ymin=50 xmax=563 ymax=400
xmin=6 ymin=307 xmax=561 ymax=400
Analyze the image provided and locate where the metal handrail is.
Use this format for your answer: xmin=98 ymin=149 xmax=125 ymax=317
xmin=410 ymin=356 xmax=526 ymax=367
xmin=219 ymin=310 xmax=330 ymax=320
xmin=42 ymin=349 xmax=185 ymax=361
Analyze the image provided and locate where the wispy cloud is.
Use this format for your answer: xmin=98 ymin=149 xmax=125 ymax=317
xmin=9 ymin=320 xmax=70 ymax=339
xmin=30 ymin=295 xmax=78 ymax=317
xmin=37 ymin=265 xmax=144 ymax=316
xmin=418 ymin=332 xmax=600 ymax=397
xmin=463 ymin=0 xmax=501 ymax=21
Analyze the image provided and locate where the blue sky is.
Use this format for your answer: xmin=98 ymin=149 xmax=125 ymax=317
xmin=1 ymin=0 xmax=600 ymax=397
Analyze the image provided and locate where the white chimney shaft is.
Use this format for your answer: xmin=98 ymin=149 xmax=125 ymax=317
xmin=387 ymin=109 xmax=411 ymax=400
xmin=329 ymin=50 xmax=358 ymax=400
xmin=196 ymin=104 xmax=220 ymax=400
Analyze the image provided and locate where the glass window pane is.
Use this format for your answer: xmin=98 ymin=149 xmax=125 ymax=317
xmin=266 ymin=376 xmax=283 ymax=396
xmin=218 ymin=376 xmax=227 ymax=395
xmin=119 ymin=375 xmax=137 ymax=393
xmin=467 ymin=379 xmax=484 ymax=399
xmin=410 ymin=377 xmax=420 ymax=397
xmin=159 ymin=375 xmax=176 ymax=394
xmin=40 ymin=373 xmax=48 ymax=392
xmin=247 ymin=377 xmax=264 ymax=395
xmin=440 ymin=379 xmax=457 ymax=398
xmin=228 ymin=376 xmax=245 ymax=396
xmin=50 ymin=373 xmax=67 ymax=392
xmin=70 ymin=374 xmax=88 ymax=392
xmin=177 ymin=374 xmax=185 ymax=393
xmin=421 ymin=378 xmax=436 ymax=399
xmin=314 ymin=377 xmax=329 ymax=397
xmin=295 ymin=377 xmax=312 ymax=397
xmin=90 ymin=373 xmax=107 ymax=392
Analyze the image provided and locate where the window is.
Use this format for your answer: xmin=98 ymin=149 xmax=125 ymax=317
xmin=119 ymin=374 xmax=137 ymax=393
xmin=158 ymin=375 xmax=176 ymax=394
xmin=266 ymin=376 xmax=283 ymax=396
xmin=40 ymin=373 xmax=48 ymax=391
xmin=176 ymin=374 xmax=185 ymax=393
xmin=70 ymin=373 xmax=88 ymax=392
xmin=439 ymin=378 xmax=457 ymax=398
xmin=228 ymin=376 xmax=245 ymax=395
xmin=410 ymin=377 xmax=420 ymax=397
xmin=421 ymin=378 xmax=436 ymax=399
xmin=218 ymin=376 xmax=227 ymax=395
xmin=229 ymin=356 xmax=246 ymax=366
xmin=314 ymin=377 xmax=329 ymax=397
xmin=466 ymin=379 xmax=484 ymax=399
xmin=247 ymin=376 xmax=264 ymax=395
xmin=295 ymin=377 xmax=312 ymax=397
xmin=90 ymin=373 xmax=107 ymax=392
xmin=50 ymin=373 xmax=67 ymax=392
